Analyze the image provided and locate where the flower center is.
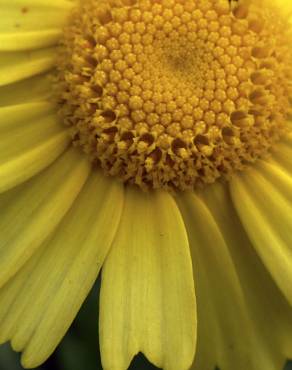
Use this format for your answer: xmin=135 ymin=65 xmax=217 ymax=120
xmin=56 ymin=0 xmax=292 ymax=190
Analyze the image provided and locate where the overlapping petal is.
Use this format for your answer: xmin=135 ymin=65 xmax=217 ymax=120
xmin=0 ymin=148 xmax=90 ymax=288
xmin=230 ymin=159 xmax=292 ymax=305
xmin=0 ymin=0 xmax=74 ymax=34
xmin=0 ymin=48 xmax=58 ymax=86
xmin=0 ymin=171 xmax=124 ymax=368
xmin=0 ymin=73 xmax=52 ymax=106
xmin=100 ymin=188 xmax=196 ymax=370
xmin=196 ymin=181 xmax=292 ymax=370
xmin=0 ymin=102 xmax=70 ymax=192
xmin=177 ymin=192 xmax=266 ymax=370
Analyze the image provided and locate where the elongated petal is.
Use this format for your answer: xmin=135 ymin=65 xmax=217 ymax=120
xmin=0 ymin=101 xmax=53 ymax=130
xmin=0 ymin=0 xmax=74 ymax=34
xmin=0 ymin=48 xmax=56 ymax=86
xmin=100 ymin=188 xmax=196 ymax=370
xmin=0 ymin=147 xmax=91 ymax=287
xmin=0 ymin=29 xmax=62 ymax=51
xmin=230 ymin=161 xmax=292 ymax=305
xmin=0 ymin=103 xmax=70 ymax=192
xmin=0 ymin=109 xmax=63 ymax=160
xmin=0 ymin=0 xmax=74 ymax=51
xmin=177 ymin=192 xmax=262 ymax=370
xmin=0 ymin=73 xmax=52 ymax=106
xmin=0 ymin=132 xmax=69 ymax=193
xmin=0 ymin=171 xmax=124 ymax=368
xmin=200 ymin=181 xmax=292 ymax=369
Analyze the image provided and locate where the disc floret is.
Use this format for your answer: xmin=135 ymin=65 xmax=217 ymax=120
xmin=56 ymin=0 xmax=292 ymax=190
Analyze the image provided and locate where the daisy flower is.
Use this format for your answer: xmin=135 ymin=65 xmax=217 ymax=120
xmin=0 ymin=0 xmax=292 ymax=369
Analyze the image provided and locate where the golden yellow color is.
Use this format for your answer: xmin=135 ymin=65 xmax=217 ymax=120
xmin=0 ymin=1 xmax=292 ymax=370
xmin=56 ymin=0 xmax=292 ymax=190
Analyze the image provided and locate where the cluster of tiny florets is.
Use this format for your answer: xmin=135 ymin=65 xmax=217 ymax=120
xmin=56 ymin=0 xmax=292 ymax=190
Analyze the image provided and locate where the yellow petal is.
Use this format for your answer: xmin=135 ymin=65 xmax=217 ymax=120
xmin=0 ymin=171 xmax=124 ymax=368
xmin=177 ymin=191 xmax=262 ymax=370
xmin=0 ymin=132 xmax=70 ymax=193
xmin=0 ymin=147 xmax=90 ymax=288
xmin=0 ymin=0 xmax=74 ymax=51
xmin=0 ymin=100 xmax=53 ymax=129
xmin=271 ymin=140 xmax=292 ymax=173
xmin=0 ymin=29 xmax=62 ymax=51
xmin=0 ymin=0 xmax=73 ymax=33
xmin=0 ymin=251 xmax=40 ymax=346
xmin=0 ymin=73 xmax=52 ymax=106
xmin=201 ymin=181 xmax=292 ymax=367
xmin=100 ymin=188 xmax=196 ymax=370
xmin=230 ymin=161 xmax=292 ymax=305
xmin=0 ymin=108 xmax=61 ymax=160
xmin=0 ymin=48 xmax=56 ymax=86
xmin=0 ymin=103 xmax=70 ymax=192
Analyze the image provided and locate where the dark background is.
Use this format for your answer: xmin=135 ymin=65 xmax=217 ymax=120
xmin=0 ymin=279 xmax=291 ymax=370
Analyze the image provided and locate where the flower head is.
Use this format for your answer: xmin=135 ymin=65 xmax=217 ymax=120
xmin=56 ymin=0 xmax=292 ymax=190
xmin=0 ymin=0 xmax=292 ymax=370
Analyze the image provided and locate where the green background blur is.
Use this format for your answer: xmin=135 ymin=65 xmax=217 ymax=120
xmin=0 ymin=278 xmax=291 ymax=370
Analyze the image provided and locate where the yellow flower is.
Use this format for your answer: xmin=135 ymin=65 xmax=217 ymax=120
xmin=0 ymin=0 xmax=292 ymax=369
